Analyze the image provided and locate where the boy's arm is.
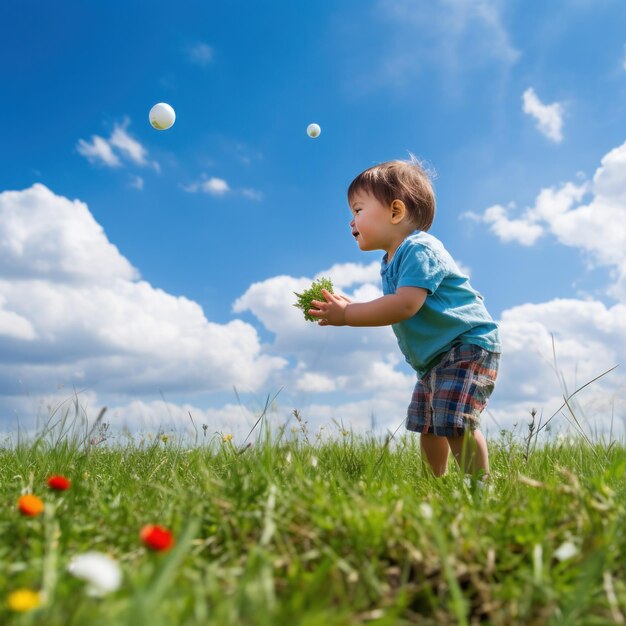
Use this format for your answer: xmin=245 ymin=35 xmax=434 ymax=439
xmin=309 ymin=287 xmax=427 ymax=327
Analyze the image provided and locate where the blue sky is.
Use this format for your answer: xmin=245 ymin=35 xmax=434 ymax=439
xmin=1 ymin=1 xmax=626 ymax=442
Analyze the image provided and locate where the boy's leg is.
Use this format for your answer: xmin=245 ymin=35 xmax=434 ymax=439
xmin=420 ymin=433 xmax=450 ymax=477
xmin=446 ymin=429 xmax=489 ymax=478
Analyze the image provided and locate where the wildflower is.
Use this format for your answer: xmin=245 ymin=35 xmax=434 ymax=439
xmin=67 ymin=552 xmax=122 ymax=596
xmin=554 ymin=540 xmax=578 ymax=562
xmin=223 ymin=433 xmax=233 ymax=442
xmin=161 ymin=434 xmax=169 ymax=444
xmin=140 ymin=524 xmax=174 ymax=551
xmin=419 ymin=502 xmax=433 ymax=520
xmin=311 ymin=456 xmax=318 ymax=467
xmin=7 ymin=588 xmax=42 ymax=612
xmin=47 ymin=475 xmax=71 ymax=491
xmin=18 ymin=494 xmax=44 ymax=517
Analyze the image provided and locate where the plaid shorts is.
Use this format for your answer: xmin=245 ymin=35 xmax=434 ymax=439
xmin=406 ymin=343 xmax=500 ymax=437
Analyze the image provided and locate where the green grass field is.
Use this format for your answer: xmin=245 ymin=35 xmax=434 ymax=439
xmin=1 ymin=408 xmax=624 ymax=626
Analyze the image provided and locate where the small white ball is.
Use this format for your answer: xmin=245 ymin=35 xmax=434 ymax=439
xmin=149 ymin=103 xmax=176 ymax=131
xmin=307 ymin=123 xmax=321 ymax=138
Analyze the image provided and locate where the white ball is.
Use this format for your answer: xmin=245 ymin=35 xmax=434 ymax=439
xmin=307 ymin=123 xmax=321 ymax=138
xmin=149 ymin=102 xmax=176 ymax=130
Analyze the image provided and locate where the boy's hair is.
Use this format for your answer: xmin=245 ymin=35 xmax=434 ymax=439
xmin=347 ymin=156 xmax=436 ymax=231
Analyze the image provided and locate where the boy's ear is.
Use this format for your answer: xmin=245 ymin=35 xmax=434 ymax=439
xmin=390 ymin=199 xmax=407 ymax=224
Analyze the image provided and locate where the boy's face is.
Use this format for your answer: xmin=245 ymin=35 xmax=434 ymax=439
xmin=349 ymin=190 xmax=395 ymax=253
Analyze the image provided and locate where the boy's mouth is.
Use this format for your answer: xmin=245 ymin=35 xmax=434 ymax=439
xmin=352 ymin=230 xmax=360 ymax=239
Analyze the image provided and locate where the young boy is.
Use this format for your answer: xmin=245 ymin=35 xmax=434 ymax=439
xmin=309 ymin=158 xmax=500 ymax=480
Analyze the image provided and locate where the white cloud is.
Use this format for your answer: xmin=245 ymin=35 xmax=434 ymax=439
xmin=184 ymin=177 xmax=262 ymax=200
xmin=490 ymin=299 xmax=625 ymax=438
xmin=5 ymin=138 xmax=626 ymax=441
xmin=109 ymin=123 xmax=148 ymax=165
xmin=354 ymin=0 xmax=520 ymax=92
xmin=233 ymin=270 xmax=402 ymax=398
xmin=0 ymin=185 xmax=286 ymax=421
xmin=231 ymin=237 xmax=626 ymax=440
xmin=129 ymin=176 xmax=144 ymax=190
xmin=522 ymin=87 xmax=564 ymax=143
xmin=77 ymin=135 xmax=121 ymax=168
xmin=296 ymin=373 xmax=337 ymax=393
xmin=0 ymin=294 xmax=36 ymax=340
xmin=479 ymin=203 xmax=545 ymax=246
xmin=203 ymin=178 xmax=229 ymax=194
xmin=319 ymin=261 xmax=380 ymax=289
xmin=241 ymin=188 xmax=263 ymax=201
xmin=455 ymin=140 xmax=626 ymax=439
xmin=184 ymin=176 xmax=230 ymax=195
xmin=187 ymin=42 xmax=213 ymax=66
xmin=77 ymin=121 xmax=152 ymax=169
xmin=467 ymin=140 xmax=626 ymax=299
xmin=0 ymin=184 xmax=137 ymax=283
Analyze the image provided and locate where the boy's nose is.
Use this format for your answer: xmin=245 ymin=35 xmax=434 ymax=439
xmin=349 ymin=218 xmax=355 ymax=228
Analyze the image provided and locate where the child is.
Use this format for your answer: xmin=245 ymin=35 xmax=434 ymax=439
xmin=309 ymin=157 xmax=500 ymax=480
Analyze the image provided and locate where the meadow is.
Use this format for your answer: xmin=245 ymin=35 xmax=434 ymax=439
xmin=0 ymin=404 xmax=624 ymax=626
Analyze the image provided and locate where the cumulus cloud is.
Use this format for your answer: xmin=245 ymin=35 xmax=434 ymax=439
xmin=465 ymin=202 xmax=545 ymax=246
xmin=5 ymin=141 xmax=626 ymax=440
xmin=463 ymin=140 xmax=626 ymax=301
xmin=522 ymin=87 xmax=564 ymax=143
xmin=321 ymin=261 xmax=380 ymax=289
xmin=0 ymin=184 xmax=286 ymax=431
xmin=296 ymin=373 xmax=338 ymax=393
xmin=455 ymin=140 xmax=626 ymax=439
xmin=230 ymin=187 xmax=626 ymax=440
xmin=491 ymin=299 xmax=625 ymax=439
xmin=0 ymin=184 xmax=137 ymax=283
xmin=233 ymin=270 xmax=404 ymax=401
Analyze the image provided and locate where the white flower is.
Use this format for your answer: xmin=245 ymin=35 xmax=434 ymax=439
xmin=310 ymin=456 xmax=318 ymax=467
xmin=419 ymin=502 xmax=433 ymax=520
xmin=554 ymin=541 xmax=578 ymax=562
xmin=67 ymin=551 xmax=122 ymax=596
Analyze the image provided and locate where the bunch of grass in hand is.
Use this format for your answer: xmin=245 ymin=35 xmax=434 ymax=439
xmin=293 ymin=277 xmax=334 ymax=322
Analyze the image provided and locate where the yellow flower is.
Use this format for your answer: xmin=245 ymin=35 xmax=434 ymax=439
xmin=222 ymin=434 xmax=233 ymax=442
xmin=7 ymin=589 xmax=42 ymax=612
xmin=161 ymin=435 xmax=169 ymax=444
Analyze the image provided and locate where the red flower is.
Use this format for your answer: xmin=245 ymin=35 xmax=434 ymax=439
xmin=47 ymin=475 xmax=71 ymax=491
xmin=18 ymin=494 xmax=45 ymax=517
xmin=140 ymin=524 xmax=174 ymax=551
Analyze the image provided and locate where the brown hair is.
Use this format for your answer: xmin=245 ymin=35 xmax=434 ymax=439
xmin=347 ymin=156 xmax=436 ymax=231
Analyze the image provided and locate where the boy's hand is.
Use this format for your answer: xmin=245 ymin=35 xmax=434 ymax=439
xmin=309 ymin=289 xmax=352 ymax=326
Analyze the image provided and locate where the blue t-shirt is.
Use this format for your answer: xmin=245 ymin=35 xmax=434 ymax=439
xmin=381 ymin=231 xmax=501 ymax=377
